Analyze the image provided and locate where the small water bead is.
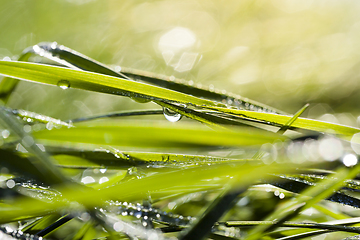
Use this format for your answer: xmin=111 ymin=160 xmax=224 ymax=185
xmin=1 ymin=130 xmax=10 ymax=139
xmin=57 ymin=80 xmax=70 ymax=90
xmin=134 ymin=211 xmax=142 ymax=219
xmin=163 ymin=108 xmax=182 ymax=122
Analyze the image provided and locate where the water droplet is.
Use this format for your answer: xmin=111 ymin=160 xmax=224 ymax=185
xmin=1 ymin=130 xmax=10 ymax=139
xmin=57 ymin=80 xmax=70 ymax=90
xmin=163 ymin=108 xmax=182 ymax=122
xmin=6 ymin=179 xmax=15 ymax=188
xmin=342 ymin=153 xmax=358 ymax=167
xmin=134 ymin=211 xmax=142 ymax=218
xmin=50 ymin=42 xmax=58 ymax=50
xmin=99 ymin=177 xmax=109 ymax=184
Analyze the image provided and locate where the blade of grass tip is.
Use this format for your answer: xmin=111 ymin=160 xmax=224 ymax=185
xmin=0 ymin=107 xmax=68 ymax=185
xmin=245 ymin=164 xmax=360 ymax=240
xmin=277 ymin=103 xmax=310 ymax=134
xmin=0 ymin=51 xmax=33 ymax=103
xmin=253 ymin=103 xmax=309 ymax=159
xmin=31 ymin=42 xmax=285 ymax=114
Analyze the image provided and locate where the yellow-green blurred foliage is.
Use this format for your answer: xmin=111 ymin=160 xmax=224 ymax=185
xmin=1 ymin=0 xmax=360 ymax=125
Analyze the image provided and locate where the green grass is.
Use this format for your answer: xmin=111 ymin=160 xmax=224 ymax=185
xmin=0 ymin=42 xmax=360 ymax=240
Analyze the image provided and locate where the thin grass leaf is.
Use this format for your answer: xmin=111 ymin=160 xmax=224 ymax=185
xmin=68 ymin=109 xmax=164 ymax=123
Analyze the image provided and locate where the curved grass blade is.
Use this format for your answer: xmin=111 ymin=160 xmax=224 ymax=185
xmin=31 ymin=121 xmax=287 ymax=149
xmin=19 ymin=42 xmax=285 ymax=114
xmin=119 ymin=65 xmax=285 ymax=113
xmin=0 ymin=60 xmax=224 ymax=107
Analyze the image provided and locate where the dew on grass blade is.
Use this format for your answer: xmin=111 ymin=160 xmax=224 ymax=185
xmin=57 ymin=80 xmax=70 ymax=90
xmin=163 ymin=107 xmax=182 ymax=122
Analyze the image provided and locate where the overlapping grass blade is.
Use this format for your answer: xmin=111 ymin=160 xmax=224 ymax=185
xmin=2 ymin=42 xmax=283 ymax=114
xmin=0 ymin=60 xmax=219 ymax=107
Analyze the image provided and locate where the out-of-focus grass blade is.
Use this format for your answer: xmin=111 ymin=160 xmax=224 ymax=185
xmin=0 ymin=60 xmax=220 ymax=107
xmin=0 ymin=161 xmax=302 ymax=223
xmin=32 ymin=121 xmax=287 ymax=149
xmin=206 ymin=106 xmax=360 ymax=139
xmin=0 ymin=107 xmax=69 ymax=185
xmin=0 ymin=51 xmax=32 ymax=103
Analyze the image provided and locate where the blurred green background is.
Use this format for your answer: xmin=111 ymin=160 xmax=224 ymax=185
xmin=1 ymin=0 xmax=360 ymax=126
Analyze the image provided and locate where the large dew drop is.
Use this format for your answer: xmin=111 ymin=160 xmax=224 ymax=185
xmin=57 ymin=80 xmax=70 ymax=90
xmin=163 ymin=108 xmax=182 ymax=122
